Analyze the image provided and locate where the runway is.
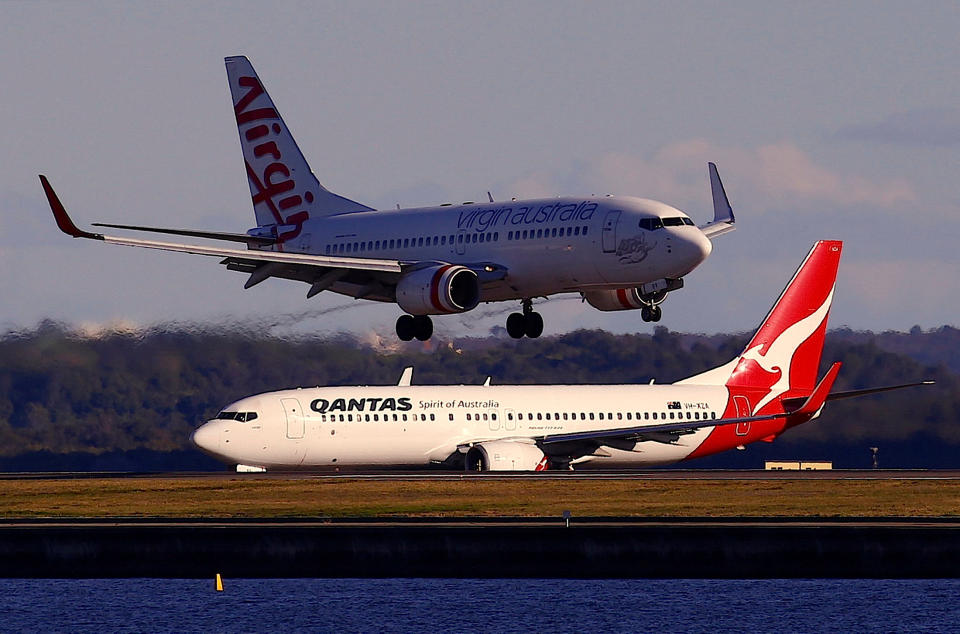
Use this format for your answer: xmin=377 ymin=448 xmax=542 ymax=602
xmin=2 ymin=469 xmax=960 ymax=481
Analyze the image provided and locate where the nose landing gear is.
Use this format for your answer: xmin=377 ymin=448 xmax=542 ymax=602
xmin=506 ymin=299 xmax=543 ymax=339
xmin=396 ymin=314 xmax=434 ymax=341
xmin=640 ymin=290 xmax=667 ymax=323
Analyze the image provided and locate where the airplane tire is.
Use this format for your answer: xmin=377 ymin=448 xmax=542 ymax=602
xmin=650 ymin=306 xmax=662 ymax=322
xmin=640 ymin=306 xmax=652 ymax=322
xmin=506 ymin=313 xmax=526 ymax=339
xmin=413 ymin=315 xmax=433 ymax=341
xmin=396 ymin=314 xmax=416 ymax=341
xmin=524 ymin=312 xmax=544 ymax=338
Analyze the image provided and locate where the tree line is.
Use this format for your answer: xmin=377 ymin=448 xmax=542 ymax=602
xmin=0 ymin=322 xmax=956 ymax=463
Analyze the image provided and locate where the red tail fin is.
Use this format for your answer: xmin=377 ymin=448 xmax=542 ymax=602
xmin=726 ymin=240 xmax=842 ymax=413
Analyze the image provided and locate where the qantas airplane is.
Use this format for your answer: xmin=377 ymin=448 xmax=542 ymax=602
xmin=191 ymin=240 xmax=930 ymax=472
xmin=39 ymin=55 xmax=734 ymax=341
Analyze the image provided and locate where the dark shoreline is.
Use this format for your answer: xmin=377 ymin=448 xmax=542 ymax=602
xmin=2 ymin=517 xmax=959 ymax=579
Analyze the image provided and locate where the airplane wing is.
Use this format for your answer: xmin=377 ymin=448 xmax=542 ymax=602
xmin=540 ymin=363 xmax=841 ymax=447
xmin=698 ymin=162 xmax=736 ymax=239
xmin=42 ymin=176 xmax=510 ymax=300
xmin=40 ymin=175 xmax=404 ymax=278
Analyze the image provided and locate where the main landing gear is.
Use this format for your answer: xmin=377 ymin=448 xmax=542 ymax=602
xmin=506 ymin=299 xmax=543 ymax=339
xmin=640 ymin=290 xmax=666 ymax=323
xmin=396 ymin=314 xmax=433 ymax=341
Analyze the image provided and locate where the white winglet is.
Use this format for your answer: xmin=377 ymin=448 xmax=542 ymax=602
xmin=397 ymin=367 xmax=414 ymax=386
xmin=699 ymin=162 xmax=736 ymax=239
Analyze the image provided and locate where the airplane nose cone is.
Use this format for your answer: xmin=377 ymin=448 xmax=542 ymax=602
xmin=693 ymin=230 xmax=712 ymax=261
xmin=191 ymin=423 xmax=220 ymax=454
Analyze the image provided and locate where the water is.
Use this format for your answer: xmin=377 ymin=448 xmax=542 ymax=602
xmin=1 ymin=578 xmax=958 ymax=632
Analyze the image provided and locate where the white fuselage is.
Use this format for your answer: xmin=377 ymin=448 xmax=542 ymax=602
xmin=192 ymin=382 xmax=731 ymax=470
xmin=272 ymin=196 xmax=711 ymax=302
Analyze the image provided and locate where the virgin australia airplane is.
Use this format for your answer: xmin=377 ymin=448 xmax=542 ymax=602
xmin=191 ymin=241 xmax=930 ymax=472
xmin=39 ymin=55 xmax=734 ymax=341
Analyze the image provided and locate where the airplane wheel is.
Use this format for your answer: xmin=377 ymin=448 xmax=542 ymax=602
xmin=506 ymin=313 xmax=526 ymax=339
xmin=396 ymin=315 xmax=416 ymax=341
xmin=640 ymin=306 xmax=652 ymax=322
xmin=413 ymin=315 xmax=433 ymax=341
xmin=650 ymin=306 xmax=662 ymax=322
xmin=524 ymin=312 xmax=544 ymax=338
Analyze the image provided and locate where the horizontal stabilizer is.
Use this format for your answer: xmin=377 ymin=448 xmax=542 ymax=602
xmin=92 ymin=222 xmax=276 ymax=246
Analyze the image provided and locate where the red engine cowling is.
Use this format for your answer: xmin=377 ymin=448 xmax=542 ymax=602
xmin=464 ymin=441 xmax=550 ymax=471
xmin=396 ymin=265 xmax=480 ymax=315
xmin=582 ymin=288 xmax=645 ymax=312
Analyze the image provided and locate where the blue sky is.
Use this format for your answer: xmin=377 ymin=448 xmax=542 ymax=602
xmin=3 ymin=1 xmax=958 ymax=340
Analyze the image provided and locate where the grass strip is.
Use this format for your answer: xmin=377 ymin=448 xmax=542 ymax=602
xmin=0 ymin=478 xmax=958 ymax=518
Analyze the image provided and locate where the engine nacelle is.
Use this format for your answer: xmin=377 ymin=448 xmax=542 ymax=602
xmin=582 ymin=288 xmax=646 ymax=312
xmin=396 ymin=265 xmax=480 ymax=315
xmin=583 ymin=279 xmax=683 ymax=311
xmin=464 ymin=441 xmax=549 ymax=471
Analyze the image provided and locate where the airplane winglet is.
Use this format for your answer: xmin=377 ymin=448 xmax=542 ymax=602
xmin=38 ymin=176 xmax=104 ymax=240
xmin=700 ymin=163 xmax=736 ymax=239
xmin=789 ymin=362 xmax=842 ymax=419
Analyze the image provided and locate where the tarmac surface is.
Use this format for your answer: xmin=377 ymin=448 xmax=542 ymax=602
xmin=2 ymin=469 xmax=959 ymax=480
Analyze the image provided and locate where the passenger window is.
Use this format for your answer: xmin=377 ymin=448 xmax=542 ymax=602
xmin=493 ymin=232 xmax=498 ymax=241
xmin=617 ymin=413 xmax=623 ymax=420
xmin=441 ymin=236 xmax=446 ymax=245
xmin=448 ymin=414 xmax=454 ymax=421
xmin=589 ymin=413 xmax=595 ymax=420
xmin=567 ymin=227 xmax=573 ymax=236
xmin=536 ymin=229 xmax=543 ymax=238
xmin=522 ymin=230 xmax=528 ymax=239
xmin=458 ymin=234 xmax=464 ymax=244
xmin=598 ymin=413 xmax=604 ymax=420
xmin=508 ymin=231 xmax=514 ymax=240
xmin=508 ymin=413 xmax=513 ymax=420
xmin=418 ymin=237 xmax=424 ymax=247
xmin=582 ymin=227 xmax=588 ymax=235
xmin=537 ymin=413 xmax=542 ymax=420
xmin=482 ymin=413 xmax=488 ymax=421
xmin=466 ymin=413 xmax=471 ymax=421
xmin=430 ymin=414 xmax=435 ymax=421
xmin=492 ymin=414 xmax=497 ymax=420
xmin=652 ymin=413 xmax=658 ymax=420
xmin=574 ymin=227 xmax=580 ymax=236
xmin=686 ymin=412 xmax=692 ymax=419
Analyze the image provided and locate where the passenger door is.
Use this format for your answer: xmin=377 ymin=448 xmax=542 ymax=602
xmin=281 ymin=398 xmax=305 ymax=439
xmin=734 ymin=395 xmax=751 ymax=436
xmin=602 ymin=210 xmax=621 ymax=253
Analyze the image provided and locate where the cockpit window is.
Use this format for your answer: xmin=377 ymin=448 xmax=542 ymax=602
xmin=662 ymin=217 xmax=685 ymax=226
xmin=215 ymin=411 xmax=258 ymax=422
xmin=682 ymin=217 xmax=694 ymax=226
xmin=638 ymin=218 xmax=663 ymax=231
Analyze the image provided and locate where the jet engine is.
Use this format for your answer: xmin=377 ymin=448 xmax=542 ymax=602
xmin=396 ymin=265 xmax=480 ymax=315
xmin=464 ymin=441 xmax=549 ymax=471
xmin=582 ymin=288 xmax=646 ymax=312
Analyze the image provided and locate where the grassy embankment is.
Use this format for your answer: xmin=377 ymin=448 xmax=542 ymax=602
xmin=1 ymin=478 xmax=958 ymax=518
